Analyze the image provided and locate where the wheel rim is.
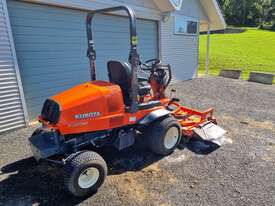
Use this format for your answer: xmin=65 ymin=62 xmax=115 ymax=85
xmin=78 ymin=167 xmax=99 ymax=189
xmin=164 ymin=126 xmax=180 ymax=150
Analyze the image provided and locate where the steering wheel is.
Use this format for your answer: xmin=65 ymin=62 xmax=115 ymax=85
xmin=141 ymin=58 xmax=161 ymax=71
xmin=140 ymin=58 xmax=172 ymax=88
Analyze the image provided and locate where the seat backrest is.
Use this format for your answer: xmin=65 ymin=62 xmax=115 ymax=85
xmin=107 ymin=61 xmax=132 ymax=105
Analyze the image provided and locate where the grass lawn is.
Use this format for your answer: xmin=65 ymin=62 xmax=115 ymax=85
xmin=199 ymin=28 xmax=275 ymax=82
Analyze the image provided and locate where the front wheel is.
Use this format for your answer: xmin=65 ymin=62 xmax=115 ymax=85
xmin=146 ymin=116 xmax=182 ymax=155
xmin=64 ymin=151 xmax=107 ymax=197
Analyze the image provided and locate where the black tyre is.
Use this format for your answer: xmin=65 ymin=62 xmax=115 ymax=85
xmin=146 ymin=116 xmax=182 ymax=155
xmin=64 ymin=151 xmax=107 ymax=197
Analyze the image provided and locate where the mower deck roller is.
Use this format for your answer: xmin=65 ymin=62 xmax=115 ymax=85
xmin=28 ymin=6 xmax=226 ymax=197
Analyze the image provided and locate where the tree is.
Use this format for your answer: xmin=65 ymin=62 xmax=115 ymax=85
xmin=218 ymin=0 xmax=275 ymax=28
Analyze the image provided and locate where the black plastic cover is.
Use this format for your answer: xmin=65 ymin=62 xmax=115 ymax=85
xmin=29 ymin=131 xmax=61 ymax=160
xmin=41 ymin=99 xmax=60 ymax=124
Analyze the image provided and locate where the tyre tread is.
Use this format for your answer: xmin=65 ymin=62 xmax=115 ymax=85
xmin=147 ymin=116 xmax=181 ymax=155
xmin=64 ymin=151 xmax=107 ymax=196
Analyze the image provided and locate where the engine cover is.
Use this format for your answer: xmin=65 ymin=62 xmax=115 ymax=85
xmin=47 ymin=80 xmax=125 ymax=135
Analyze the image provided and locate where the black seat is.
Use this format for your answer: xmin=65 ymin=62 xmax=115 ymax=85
xmin=107 ymin=61 xmax=151 ymax=106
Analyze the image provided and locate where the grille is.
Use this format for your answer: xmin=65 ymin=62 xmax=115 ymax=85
xmin=41 ymin=99 xmax=60 ymax=124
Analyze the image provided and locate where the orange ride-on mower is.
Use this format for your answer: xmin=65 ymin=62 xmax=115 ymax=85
xmin=29 ymin=6 xmax=226 ymax=197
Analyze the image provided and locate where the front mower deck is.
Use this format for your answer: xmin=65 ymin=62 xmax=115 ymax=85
xmin=169 ymin=102 xmax=216 ymax=137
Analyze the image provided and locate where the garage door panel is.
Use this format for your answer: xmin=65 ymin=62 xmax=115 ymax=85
xmin=23 ymin=73 xmax=89 ymax=85
xmin=12 ymin=26 xmax=156 ymax=40
xmin=10 ymin=14 xmax=157 ymax=33
xmin=11 ymin=27 xmax=85 ymax=38
xmin=8 ymin=0 xmax=158 ymax=120
xmin=19 ymin=59 xmax=87 ymax=69
xmin=17 ymin=50 xmax=87 ymax=61
xmin=24 ymin=69 xmax=89 ymax=82
xmin=25 ymin=80 xmax=87 ymax=99
xmin=13 ymin=32 xmax=86 ymax=41
xmin=16 ymin=61 xmax=88 ymax=71
xmin=13 ymin=43 xmax=86 ymax=52
xmin=8 ymin=17 xmax=85 ymax=29
xmin=8 ymin=1 xmax=85 ymax=20
xmin=13 ymin=35 xmax=86 ymax=44
xmin=22 ymin=69 xmax=89 ymax=84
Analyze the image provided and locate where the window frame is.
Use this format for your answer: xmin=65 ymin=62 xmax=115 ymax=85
xmin=174 ymin=15 xmax=199 ymax=36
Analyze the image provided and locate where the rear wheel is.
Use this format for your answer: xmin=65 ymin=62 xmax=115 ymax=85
xmin=146 ymin=116 xmax=182 ymax=155
xmin=64 ymin=151 xmax=107 ymax=197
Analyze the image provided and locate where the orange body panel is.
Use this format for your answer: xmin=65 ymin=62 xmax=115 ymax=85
xmin=42 ymin=81 xmax=166 ymax=135
xmin=39 ymin=81 xmax=215 ymax=138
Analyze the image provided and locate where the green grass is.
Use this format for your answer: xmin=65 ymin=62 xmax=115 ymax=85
xmin=199 ymin=28 xmax=275 ymax=82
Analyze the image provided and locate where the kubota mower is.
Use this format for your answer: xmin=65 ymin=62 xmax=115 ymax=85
xmin=29 ymin=6 xmax=226 ymax=197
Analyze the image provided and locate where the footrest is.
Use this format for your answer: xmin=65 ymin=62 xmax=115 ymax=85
xmin=138 ymin=101 xmax=161 ymax=110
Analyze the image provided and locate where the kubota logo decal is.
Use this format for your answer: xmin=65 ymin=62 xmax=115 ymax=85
xmin=75 ymin=112 xmax=101 ymax=120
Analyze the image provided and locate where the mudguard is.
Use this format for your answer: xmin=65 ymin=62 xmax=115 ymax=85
xmin=138 ymin=109 xmax=170 ymax=125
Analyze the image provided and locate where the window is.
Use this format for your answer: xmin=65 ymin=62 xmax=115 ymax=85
xmin=175 ymin=15 xmax=198 ymax=35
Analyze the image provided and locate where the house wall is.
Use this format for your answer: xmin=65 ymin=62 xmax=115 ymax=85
xmin=177 ymin=0 xmax=208 ymax=21
xmin=160 ymin=0 xmax=204 ymax=82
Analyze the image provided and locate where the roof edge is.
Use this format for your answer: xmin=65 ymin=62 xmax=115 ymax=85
xmin=152 ymin=0 xmax=226 ymax=31
xmin=213 ymin=0 xmax=226 ymax=28
xmin=199 ymin=0 xmax=226 ymax=31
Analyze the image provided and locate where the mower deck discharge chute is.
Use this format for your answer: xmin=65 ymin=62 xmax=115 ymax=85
xmin=29 ymin=6 xmax=226 ymax=197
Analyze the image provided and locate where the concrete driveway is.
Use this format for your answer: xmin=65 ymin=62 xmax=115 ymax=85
xmin=1 ymin=76 xmax=275 ymax=206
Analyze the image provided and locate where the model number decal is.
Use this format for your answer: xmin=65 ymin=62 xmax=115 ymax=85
xmin=75 ymin=112 xmax=101 ymax=120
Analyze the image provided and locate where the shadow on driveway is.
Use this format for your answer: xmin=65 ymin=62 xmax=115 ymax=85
xmin=0 ymin=139 xmax=219 ymax=206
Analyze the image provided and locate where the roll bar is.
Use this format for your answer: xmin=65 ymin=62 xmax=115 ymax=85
xmin=86 ymin=6 xmax=140 ymax=113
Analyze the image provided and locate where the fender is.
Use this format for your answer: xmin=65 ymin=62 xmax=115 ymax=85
xmin=138 ymin=109 xmax=170 ymax=125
